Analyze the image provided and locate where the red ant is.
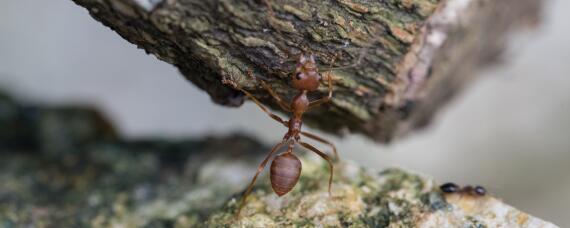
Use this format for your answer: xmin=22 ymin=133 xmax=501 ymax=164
xmin=222 ymin=53 xmax=340 ymax=217
xmin=220 ymin=0 xmax=372 ymax=218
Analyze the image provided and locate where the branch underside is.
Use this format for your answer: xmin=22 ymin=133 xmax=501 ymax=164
xmin=72 ymin=0 xmax=542 ymax=142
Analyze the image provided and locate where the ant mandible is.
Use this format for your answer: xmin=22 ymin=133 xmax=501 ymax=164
xmin=222 ymin=53 xmax=340 ymax=217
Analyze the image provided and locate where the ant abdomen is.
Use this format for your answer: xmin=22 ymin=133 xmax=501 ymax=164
xmin=270 ymin=153 xmax=302 ymax=196
xmin=440 ymin=182 xmax=460 ymax=193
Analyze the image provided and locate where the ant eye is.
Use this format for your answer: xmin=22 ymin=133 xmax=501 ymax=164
xmin=295 ymin=72 xmax=303 ymax=80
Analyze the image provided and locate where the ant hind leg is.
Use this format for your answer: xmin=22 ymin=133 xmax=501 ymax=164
xmin=301 ymin=131 xmax=338 ymax=161
xmin=236 ymin=141 xmax=287 ymax=218
xmin=298 ymin=141 xmax=334 ymax=196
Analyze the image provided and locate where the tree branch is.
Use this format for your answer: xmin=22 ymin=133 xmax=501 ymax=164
xmin=71 ymin=0 xmax=542 ymax=142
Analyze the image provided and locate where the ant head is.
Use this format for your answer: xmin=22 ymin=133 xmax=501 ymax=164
xmin=292 ymin=54 xmax=321 ymax=91
xmin=473 ymin=186 xmax=487 ymax=196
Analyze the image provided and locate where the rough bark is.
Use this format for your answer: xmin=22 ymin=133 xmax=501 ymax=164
xmin=71 ymin=0 xmax=542 ymax=142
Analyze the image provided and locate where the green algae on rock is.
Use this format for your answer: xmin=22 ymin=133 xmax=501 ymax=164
xmin=0 ymin=91 xmax=268 ymax=227
xmin=206 ymin=157 xmax=558 ymax=227
xmin=0 ymin=92 xmax=558 ymax=227
xmin=0 ymin=132 xmax=268 ymax=227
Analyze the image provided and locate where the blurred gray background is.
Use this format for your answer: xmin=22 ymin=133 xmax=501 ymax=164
xmin=1 ymin=0 xmax=569 ymax=226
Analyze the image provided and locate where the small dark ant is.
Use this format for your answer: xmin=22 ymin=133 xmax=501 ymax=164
xmin=223 ymin=53 xmax=340 ymax=218
xmin=440 ymin=182 xmax=487 ymax=196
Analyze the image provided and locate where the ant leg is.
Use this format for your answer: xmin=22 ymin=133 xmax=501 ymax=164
xmin=260 ymin=81 xmax=292 ymax=112
xmin=263 ymin=0 xmax=276 ymax=18
xmin=246 ymin=70 xmax=291 ymax=112
xmin=298 ymin=141 xmax=334 ymax=196
xmin=309 ymin=49 xmax=367 ymax=109
xmin=320 ymin=48 xmax=367 ymax=71
xmin=222 ymin=78 xmax=288 ymax=127
xmin=301 ymin=131 xmax=338 ymax=161
xmin=308 ymin=54 xmax=338 ymax=109
xmin=308 ymin=70 xmax=333 ymax=109
xmin=236 ymin=141 xmax=287 ymax=218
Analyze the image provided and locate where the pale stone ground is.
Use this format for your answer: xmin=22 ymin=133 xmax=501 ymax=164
xmin=1 ymin=0 xmax=568 ymax=226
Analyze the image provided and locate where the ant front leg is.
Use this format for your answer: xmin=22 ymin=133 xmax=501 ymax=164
xmin=319 ymin=49 xmax=367 ymax=71
xmin=298 ymin=141 xmax=334 ymax=196
xmin=308 ymin=71 xmax=333 ymax=109
xmin=222 ymin=77 xmax=288 ymax=127
xmin=260 ymin=81 xmax=292 ymax=112
xmin=309 ymin=53 xmax=338 ymax=109
xmin=236 ymin=141 xmax=287 ymax=218
xmin=262 ymin=0 xmax=276 ymax=19
xmin=309 ymin=50 xmax=368 ymax=109
xmin=301 ymin=131 xmax=338 ymax=161
xmin=246 ymin=69 xmax=291 ymax=112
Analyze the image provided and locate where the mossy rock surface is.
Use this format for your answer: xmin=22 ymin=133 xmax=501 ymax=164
xmin=205 ymin=158 xmax=557 ymax=228
xmin=0 ymin=92 xmax=558 ymax=227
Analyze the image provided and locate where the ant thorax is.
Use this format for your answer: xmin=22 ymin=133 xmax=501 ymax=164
xmin=291 ymin=91 xmax=308 ymax=117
